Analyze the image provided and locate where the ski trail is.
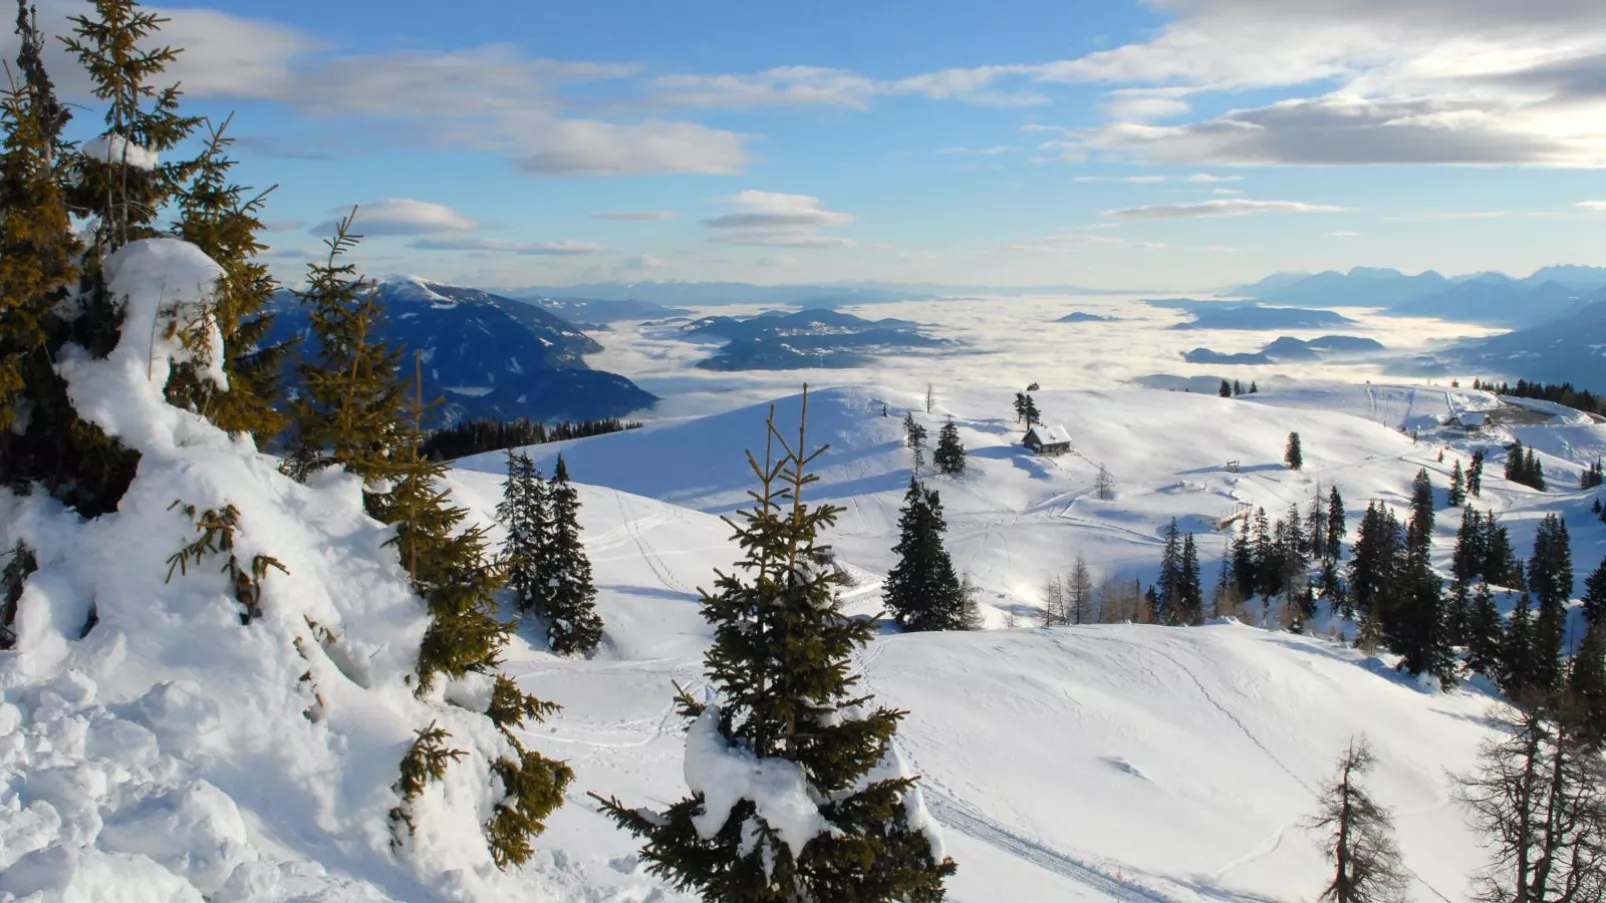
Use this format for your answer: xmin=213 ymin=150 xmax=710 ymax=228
xmin=924 ymin=791 xmax=1180 ymax=903
xmin=613 ymin=491 xmax=693 ymax=596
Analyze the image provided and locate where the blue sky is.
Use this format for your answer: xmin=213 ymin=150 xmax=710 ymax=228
xmin=23 ymin=0 xmax=1606 ymax=288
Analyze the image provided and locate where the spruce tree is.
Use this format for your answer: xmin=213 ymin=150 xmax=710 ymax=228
xmin=1467 ymin=449 xmax=1484 ymax=497
xmin=1023 ymin=394 xmax=1041 ymax=429
xmin=1249 ymin=381 xmax=1258 ymax=394
xmin=933 ymin=419 xmax=966 ymax=476
xmin=1483 ymin=513 xmax=1523 ymax=589
xmin=1569 ymin=622 xmax=1606 ymax=743
xmin=1012 ymin=391 xmax=1026 ymax=423
xmin=168 ymin=116 xmax=286 ymax=442
xmin=1500 ymin=594 xmax=1537 ymax=696
xmin=1251 ymin=507 xmax=1274 ymax=602
xmin=884 ymin=478 xmax=965 ymax=632
xmin=1348 ymin=503 xmax=1403 ymax=624
xmin=1447 ymin=460 xmax=1465 ymax=507
xmin=1219 ymin=378 xmax=1232 ymax=398
xmin=1233 ymin=379 xmax=1243 ymax=397
xmin=539 ymin=456 xmax=604 ymax=657
xmin=496 ymin=450 xmax=544 ymax=614
xmin=1305 ymin=738 xmax=1408 ymax=903
xmin=1232 ymin=518 xmax=1257 ymax=603
xmin=1308 ymin=484 xmax=1328 ymax=563
xmin=1465 ymin=584 xmax=1502 ymax=678
xmin=1582 ymin=459 xmax=1604 ymax=491
xmin=1408 ymin=468 xmax=1435 ymax=544
xmin=1179 ymin=533 xmax=1203 ymax=626
xmin=1285 ymin=432 xmax=1303 ymax=471
xmin=1525 ymin=448 xmax=1546 ymax=491
xmin=595 ymin=395 xmax=956 ymax=901
xmin=1326 ymin=486 xmax=1347 ymax=561
xmin=1157 ymin=518 xmax=1183 ymax=623
xmin=1527 ymin=514 xmax=1571 ymax=691
xmin=1582 ymin=554 xmax=1606 ymax=624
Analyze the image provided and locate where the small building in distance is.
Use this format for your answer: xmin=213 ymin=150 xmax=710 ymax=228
xmin=1023 ymin=424 xmax=1072 ymax=456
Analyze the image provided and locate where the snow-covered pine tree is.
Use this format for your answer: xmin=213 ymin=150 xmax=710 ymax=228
xmin=1285 ymin=431 xmax=1303 ymax=471
xmin=594 ymin=392 xmax=955 ymax=901
xmin=1305 ymin=738 xmax=1408 ymax=903
xmin=168 ymin=116 xmax=287 ymax=443
xmin=497 ymin=449 xmax=543 ymax=613
xmin=934 ymin=418 xmax=966 ymax=476
xmin=1447 ymin=460 xmax=1465 ymax=507
xmin=884 ymin=477 xmax=966 ymax=632
xmin=536 ymin=455 xmax=603 ymax=657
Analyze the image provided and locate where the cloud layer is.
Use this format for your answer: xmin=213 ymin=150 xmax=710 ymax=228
xmin=1105 ymin=199 xmax=1347 ymax=219
xmin=702 ymin=191 xmax=856 ymax=248
xmin=313 ymin=199 xmax=478 ymax=236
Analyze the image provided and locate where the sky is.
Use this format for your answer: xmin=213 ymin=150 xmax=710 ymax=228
xmin=15 ymin=0 xmax=1606 ymax=289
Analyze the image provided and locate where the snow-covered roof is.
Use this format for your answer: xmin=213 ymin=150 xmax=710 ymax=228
xmin=1026 ymin=424 xmax=1072 ymax=445
xmin=1456 ymin=411 xmax=1488 ymax=427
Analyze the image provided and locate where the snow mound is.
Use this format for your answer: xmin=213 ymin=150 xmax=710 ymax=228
xmin=80 ymin=134 xmax=159 ymax=171
xmin=2 ymin=240 xmax=563 ymax=901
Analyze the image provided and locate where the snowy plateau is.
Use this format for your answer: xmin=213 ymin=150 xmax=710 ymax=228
xmin=4 ymin=253 xmax=1606 ymax=902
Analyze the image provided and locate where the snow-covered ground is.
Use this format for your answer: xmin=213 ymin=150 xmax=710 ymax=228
xmin=7 ymin=369 xmax=1606 ymax=902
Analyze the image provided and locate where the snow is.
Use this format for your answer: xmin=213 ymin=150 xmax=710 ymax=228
xmin=682 ymin=706 xmax=831 ymax=866
xmin=11 ymin=285 xmax=1606 ymax=903
xmin=80 ymin=134 xmax=159 ymax=171
xmin=1025 ymin=423 xmax=1072 ymax=446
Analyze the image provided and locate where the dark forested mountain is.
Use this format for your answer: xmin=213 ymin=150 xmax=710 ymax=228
xmin=1455 ymin=296 xmax=1606 ymax=392
xmin=679 ymin=308 xmax=947 ymax=370
xmin=1148 ymin=299 xmax=1358 ymax=330
xmin=1183 ymin=335 xmax=1385 ymax=365
xmin=266 ymin=276 xmax=655 ymax=424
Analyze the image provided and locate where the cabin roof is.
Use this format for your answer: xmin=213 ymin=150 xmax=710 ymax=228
xmin=1025 ymin=424 xmax=1072 ymax=446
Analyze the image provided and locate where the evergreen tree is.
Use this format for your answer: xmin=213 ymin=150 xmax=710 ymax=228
xmin=1407 ymin=468 xmax=1435 ymax=547
xmin=1232 ymin=518 xmax=1257 ymax=602
xmin=1179 ymin=533 xmax=1203 ymax=626
xmin=1504 ymin=440 xmax=1524 ymax=483
xmin=1232 ymin=379 xmax=1243 ymax=397
xmin=1348 ymin=503 xmax=1403 ymax=623
xmin=1569 ymin=622 xmax=1606 ymax=743
xmin=595 ymin=396 xmax=956 ymax=901
xmin=496 ymin=450 xmax=544 ymax=614
xmin=933 ymin=419 xmax=966 ymax=476
xmin=1248 ymin=381 xmax=1259 ymax=394
xmin=1012 ymin=391 xmax=1026 ymax=423
xmin=1500 ymin=594 xmax=1537 ymax=696
xmin=1093 ymin=462 xmax=1115 ymax=500
xmin=1447 ymin=460 xmax=1465 ymax=507
xmin=903 ymin=411 xmax=928 ymax=473
xmin=1326 ymin=486 xmax=1347 ymax=562
xmin=1388 ymin=540 xmax=1453 ymax=685
xmin=1022 ymin=394 xmax=1041 ymax=429
xmin=538 ymin=456 xmax=604 ymax=657
xmin=1465 ymin=584 xmax=1502 ymax=678
xmin=1285 ymin=431 xmax=1304 ymax=471
xmin=1582 ymin=554 xmax=1606 ymax=624
xmin=168 ymin=116 xmax=286 ymax=442
xmin=1305 ymin=738 xmax=1408 ymax=903
xmin=1527 ymin=514 xmax=1572 ymax=691
xmin=884 ymin=478 xmax=965 ymax=632
xmin=1219 ymin=378 xmax=1232 ymax=398
xmin=1447 ymin=507 xmax=1486 ymax=643
xmin=1467 ymin=448 xmax=1484 ymax=497
xmin=1483 ymin=513 xmax=1524 ymax=589
xmin=1582 ymin=459 xmax=1604 ymax=490
xmin=1156 ymin=518 xmax=1183 ymax=623
xmin=1526 ymin=448 xmax=1546 ymax=491
xmin=1307 ymin=484 xmax=1329 ymax=563
xmin=1251 ymin=507 xmax=1274 ymax=601
xmin=1319 ymin=557 xmax=1346 ymax=618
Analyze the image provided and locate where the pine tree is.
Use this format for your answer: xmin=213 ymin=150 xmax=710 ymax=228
xmin=1465 ymin=584 xmax=1502 ymax=677
xmin=594 ymin=395 xmax=956 ymax=901
xmin=1326 ymin=486 xmax=1347 ymax=562
xmin=1569 ymin=622 xmax=1606 ymax=744
xmin=1023 ymin=394 xmax=1040 ymax=429
xmin=1285 ymin=432 xmax=1304 ymax=471
xmin=1408 ymin=468 xmax=1435 ymax=546
xmin=1504 ymin=440 xmax=1524 ymax=483
xmin=903 ymin=411 xmax=928 ymax=473
xmin=167 ymin=115 xmax=286 ymax=442
xmin=1582 ymin=554 xmax=1606 ymax=624
xmin=1251 ymin=507 xmax=1274 ymax=601
xmin=1219 ymin=378 xmax=1232 ymax=398
xmin=884 ymin=478 xmax=965 ymax=632
xmin=933 ymin=419 xmax=966 ymax=476
xmin=1178 ymin=533 xmax=1203 ymax=626
xmin=497 ymin=450 xmax=544 ymax=614
xmin=1305 ymin=738 xmax=1408 ymax=903
xmin=1483 ymin=513 xmax=1524 ymax=589
xmin=535 ymin=456 xmax=604 ymax=657
xmin=1527 ymin=514 xmax=1572 ymax=692
xmin=1348 ymin=503 xmax=1403 ymax=624
xmin=1232 ymin=379 xmax=1243 ymax=397
xmin=1308 ymin=484 xmax=1328 ymax=563
xmin=1447 ymin=460 xmax=1465 ymax=507
xmin=285 ymin=212 xmax=411 ymax=487
xmin=1156 ymin=518 xmax=1183 ymax=623
xmin=1248 ymin=381 xmax=1258 ymax=394
xmin=1526 ymin=448 xmax=1546 ymax=491
xmin=1319 ymin=557 xmax=1346 ymax=618
xmin=1232 ymin=518 xmax=1257 ymax=603
xmin=1467 ymin=448 xmax=1484 ymax=497
xmin=1500 ymin=594 xmax=1537 ymax=696
xmin=1582 ymin=459 xmax=1604 ymax=491
xmin=1012 ymin=391 xmax=1026 ymax=423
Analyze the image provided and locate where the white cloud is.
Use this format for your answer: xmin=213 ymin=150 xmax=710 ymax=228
xmin=313 ymin=199 xmax=478 ymax=236
xmin=1327 ymin=230 xmax=1363 ymax=237
xmin=1001 ymin=232 xmax=1170 ymax=253
xmin=594 ymin=210 xmax=677 ymax=220
xmin=1105 ymin=199 xmax=1347 ymax=219
xmin=408 ymin=237 xmax=608 ymax=255
xmin=650 ymin=64 xmax=1047 ymax=110
xmin=1072 ymin=173 xmax=1243 ymax=183
xmin=937 ymin=146 xmax=1021 ymax=155
xmin=1101 ymin=88 xmax=1193 ymax=121
xmin=701 ymin=191 xmax=856 ymax=248
xmin=1578 ymin=201 xmax=1606 ymax=210
xmin=620 ymin=255 xmax=667 ymax=270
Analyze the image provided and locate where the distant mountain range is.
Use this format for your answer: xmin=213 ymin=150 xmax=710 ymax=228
xmin=1231 ymin=266 xmax=1606 ymax=328
xmin=265 ymin=276 xmax=655 ymax=424
xmin=1147 ymin=299 xmax=1359 ymax=330
xmin=1183 ymin=335 xmax=1386 ymax=365
xmin=507 ymin=282 xmax=936 ymax=309
xmin=520 ymin=296 xmax=691 ymax=327
xmin=1453 ymin=296 xmax=1606 ymax=391
xmin=678 ymin=308 xmax=947 ymax=371
xmin=1055 ymin=311 xmax=1122 ymax=323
